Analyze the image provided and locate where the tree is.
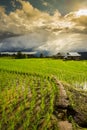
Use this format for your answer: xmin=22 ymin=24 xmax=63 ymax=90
xmin=40 ymin=53 xmax=44 ymax=58
xmin=16 ymin=51 xmax=23 ymax=59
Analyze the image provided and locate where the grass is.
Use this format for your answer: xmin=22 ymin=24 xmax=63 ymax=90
xmin=0 ymin=58 xmax=87 ymax=84
xmin=0 ymin=58 xmax=87 ymax=130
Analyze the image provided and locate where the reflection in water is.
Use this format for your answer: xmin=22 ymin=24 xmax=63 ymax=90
xmin=74 ymin=81 xmax=87 ymax=91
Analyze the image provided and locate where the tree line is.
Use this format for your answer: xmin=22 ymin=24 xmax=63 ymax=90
xmin=0 ymin=51 xmax=46 ymax=59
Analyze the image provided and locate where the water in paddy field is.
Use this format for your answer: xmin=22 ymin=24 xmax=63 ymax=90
xmin=74 ymin=81 xmax=87 ymax=91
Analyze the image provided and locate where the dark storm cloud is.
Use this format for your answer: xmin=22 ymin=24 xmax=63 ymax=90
xmin=0 ymin=29 xmax=50 ymax=52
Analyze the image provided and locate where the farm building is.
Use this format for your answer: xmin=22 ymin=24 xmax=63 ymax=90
xmin=65 ymin=52 xmax=81 ymax=60
xmin=54 ymin=52 xmax=67 ymax=59
xmin=55 ymin=52 xmax=81 ymax=60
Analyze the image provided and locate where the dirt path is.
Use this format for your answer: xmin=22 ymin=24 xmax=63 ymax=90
xmin=58 ymin=121 xmax=72 ymax=130
xmin=52 ymin=76 xmax=73 ymax=130
xmin=53 ymin=76 xmax=69 ymax=108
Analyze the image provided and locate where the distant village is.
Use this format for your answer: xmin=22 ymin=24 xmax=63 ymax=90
xmin=0 ymin=51 xmax=87 ymax=60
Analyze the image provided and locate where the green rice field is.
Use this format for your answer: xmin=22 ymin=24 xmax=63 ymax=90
xmin=0 ymin=58 xmax=87 ymax=84
xmin=0 ymin=58 xmax=87 ymax=130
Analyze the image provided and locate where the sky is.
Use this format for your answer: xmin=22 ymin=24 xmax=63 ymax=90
xmin=0 ymin=0 xmax=87 ymax=54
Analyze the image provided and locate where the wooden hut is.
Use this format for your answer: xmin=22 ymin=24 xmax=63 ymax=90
xmin=64 ymin=52 xmax=81 ymax=60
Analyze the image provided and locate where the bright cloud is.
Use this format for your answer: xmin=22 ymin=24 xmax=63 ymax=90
xmin=76 ymin=9 xmax=87 ymax=16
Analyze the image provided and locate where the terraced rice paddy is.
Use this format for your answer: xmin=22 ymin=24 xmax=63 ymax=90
xmin=0 ymin=70 xmax=59 ymax=130
xmin=0 ymin=58 xmax=87 ymax=130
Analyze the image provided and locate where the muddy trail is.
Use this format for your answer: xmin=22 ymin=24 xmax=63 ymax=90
xmin=53 ymin=76 xmax=87 ymax=130
xmin=52 ymin=76 xmax=73 ymax=130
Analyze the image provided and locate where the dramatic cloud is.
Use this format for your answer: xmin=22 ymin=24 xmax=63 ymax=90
xmin=0 ymin=0 xmax=51 ymax=34
xmin=0 ymin=0 xmax=87 ymax=35
xmin=0 ymin=0 xmax=87 ymax=53
xmin=65 ymin=10 xmax=87 ymax=34
xmin=36 ymin=33 xmax=87 ymax=55
xmin=0 ymin=29 xmax=50 ymax=51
